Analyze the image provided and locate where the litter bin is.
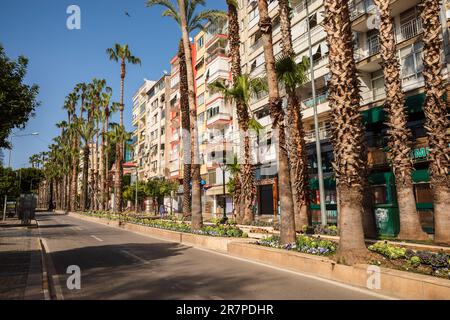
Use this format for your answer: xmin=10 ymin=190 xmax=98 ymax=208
xmin=374 ymin=204 xmax=400 ymax=237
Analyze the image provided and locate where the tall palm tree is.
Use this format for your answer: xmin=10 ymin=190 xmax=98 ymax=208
xmin=209 ymin=74 xmax=267 ymax=223
xmin=226 ymin=0 xmax=257 ymax=225
xmin=147 ymin=0 xmax=226 ymax=230
xmin=420 ymin=0 xmax=450 ymax=244
xmin=106 ymin=44 xmax=141 ymax=213
xmin=75 ymin=82 xmax=88 ymax=120
xmin=257 ymin=0 xmax=296 ymax=244
xmin=63 ymin=91 xmax=78 ymax=211
xmin=323 ymin=0 xmax=367 ymax=263
xmin=178 ymin=40 xmax=192 ymax=218
xmin=277 ymin=0 xmax=312 ymax=231
xmin=275 ymin=54 xmax=311 ymax=230
xmin=78 ymin=121 xmax=97 ymax=212
xmin=108 ymin=123 xmax=131 ymax=214
xmin=374 ymin=0 xmax=428 ymax=241
xmin=100 ymin=92 xmax=111 ymax=211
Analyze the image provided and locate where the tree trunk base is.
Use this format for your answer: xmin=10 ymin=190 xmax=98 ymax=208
xmin=334 ymin=249 xmax=370 ymax=266
xmin=433 ymin=183 xmax=450 ymax=245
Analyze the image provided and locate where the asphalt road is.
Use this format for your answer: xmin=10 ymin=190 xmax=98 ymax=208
xmin=36 ymin=212 xmax=391 ymax=300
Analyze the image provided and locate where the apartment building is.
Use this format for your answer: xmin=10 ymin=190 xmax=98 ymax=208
xmin=237 ymin=0 xmax=450 ymax=231
xmin=131 ymin=76 xmax=170 ymax=182
xmin=195 ymin=21 xmax=236 ymax=218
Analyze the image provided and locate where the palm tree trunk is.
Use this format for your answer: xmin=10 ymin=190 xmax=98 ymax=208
xmin=71 ymin=141 xmax=78 ymax=212
xmin=278 ymin=0 xmax=310 ymax=231
xmin=116 ymin=62 xmax=126 ymax=214
xmin=95 ymin=123 xmax=100 ymax=211
xmin=114 ymin=142 xmax=123 ymax=213
xmin=257 ymin=0 xmax=296 ymax=244
xmin=420 ymin=0 xmax=450 ymax=244
xmin=375 ymin=0 xmax=428 ymax=240
xmin=178 ymin=39 xmax=192 ymax=219
xmin=100 ymin=121 xmax=106 ymax=211
xmin=324 ymin=0 xmax=367 ymax=263
xmin=228 ymin=1 xmax=255 ymax=225
xmin=178 ymin=0 xmax=202 ymax=230
xmin=81 ymin=146 xmax=90 ymax=212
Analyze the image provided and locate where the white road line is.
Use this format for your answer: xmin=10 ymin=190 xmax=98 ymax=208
xmin=90 ymin=235 xmax=104 ymax=242
xmin=120 ymin=250 xmax=149 ymax=265
xmin=192 ymin=246 xmax=398 ymax=300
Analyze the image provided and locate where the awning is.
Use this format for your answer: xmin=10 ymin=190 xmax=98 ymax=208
xmin=362 ymin=93 xmax=429 ymax=125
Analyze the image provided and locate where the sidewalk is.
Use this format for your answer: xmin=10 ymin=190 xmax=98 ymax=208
xmin=0 ymin=217 xmax=45 ymax=300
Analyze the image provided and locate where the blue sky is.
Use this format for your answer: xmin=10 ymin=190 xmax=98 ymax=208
xmin=0 ymin=0 xmax=226 ymax=169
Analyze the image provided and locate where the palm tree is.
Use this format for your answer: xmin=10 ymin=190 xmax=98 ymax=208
xmin=256 ymin=0 xmax=296 ymax=244
xmin=100 ymin=92 xmax=113 ymax=211
xmin=106 ymin=44 xmax=141 ymax=213
xmin=209 ymin=74 xmax=267 ymax=223
xmin=226 ymin=0 xmax=257 ymax=225
xmin=277 ymin=0 xmax=312 ymax=231
xmin=178 ymin=40 xmax=192 ymax=219
xmin=63 ymin=91 xmax=78 ymax=211
xmin=420 ymin=0 xmax=450 ymax=244
xmin=275 ymin=54 xmax=311 ymax=230
xmin=147 ymin=0 xmax=226 ymax=230
xmin=75 ymin=82 xmax=88 ymax=120
xmin=78 ymin=121 xmax=97 ymax=212
xmin=374 ymin=0 xmax=428 ymax=241
xmin=108 ymin=123 xmax=131 ymax=214
xmin=323 ymin=0 xmax=367 ymax=263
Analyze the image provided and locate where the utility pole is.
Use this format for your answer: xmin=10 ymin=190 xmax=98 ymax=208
xmin=306 ymin=2 xmax=327 ymax=225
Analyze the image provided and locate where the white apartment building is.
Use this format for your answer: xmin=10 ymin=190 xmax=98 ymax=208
xmin=132 ymin=76 xmax=170 ymax=182
xmin=237 ymin=0 xmax=450 ymax=227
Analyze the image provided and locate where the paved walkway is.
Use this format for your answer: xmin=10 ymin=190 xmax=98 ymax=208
xmin=0 ymin=218 xmax=45 ymax=300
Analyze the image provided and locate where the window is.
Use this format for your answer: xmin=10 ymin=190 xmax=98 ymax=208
xmin=371 ymin=70 xmax=385 ymax=101
xmin=400 ymin=42 xmax=423 ymax=82
xmin=197 ymin=93 xmax=205 ymax=106
xmin=197 ymin=36 xmax=204 ymax=48
xmin=207 ymin=106 xmax=220 ymax=119
xmin=308 ymin=13 xmax=317 ymax=30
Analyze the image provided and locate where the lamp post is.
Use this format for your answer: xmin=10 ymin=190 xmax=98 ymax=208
xmin=135 ymin=164 xmax=138 ymax=213
xmin=305 ymin=1 xmax=327 ymax=226
xmin=3 ymin=132 xmax=39 ymax=221
xmin=218 ymin=130 xmax=228 ymax=224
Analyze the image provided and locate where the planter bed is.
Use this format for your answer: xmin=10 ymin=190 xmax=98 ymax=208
xmin=229 ymin=241 xmax=450 ymax=300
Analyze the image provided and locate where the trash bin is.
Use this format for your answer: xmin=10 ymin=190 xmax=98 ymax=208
xmin=374 ymin=204 xmax=400 ymax=237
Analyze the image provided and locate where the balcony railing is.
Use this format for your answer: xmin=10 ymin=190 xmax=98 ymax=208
xmin=302 ymin=92 xmax=328 ymax=110
xmin=206 ymin=112 xmax=232 ymax=128
xmin=348 ymin=0 xmax=375 ymax=21
xmin=355 ymin=36 xmax=380 ymax=61
xmin=396 ymin=18 xmax=422 ymax=43
xmin=293 ymin=0 xmax=319 ymax=15
xmin=304 ymin=124 xmax=333 ymax=143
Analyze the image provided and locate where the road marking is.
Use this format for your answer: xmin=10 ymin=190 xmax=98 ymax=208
xmin=192 ymin=246 xmax=398 ymax=300
xmin=90 ymin=235 xmax=104 ymax=242
xmin=40 ymin=238 xmax=65 ymax=300
xmin=120 ymin=250 xmax=149 ymax=265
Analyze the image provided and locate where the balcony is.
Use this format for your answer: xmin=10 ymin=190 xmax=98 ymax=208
xmin=249 ymin=63 xmax=266 ymax=78
xmin=301 ymin=92 xmax=328 ymax=110
xmin=206 ymin=56 xmax=230 ymax=84
xmin=206 ymin=112 xmax=232 ymax=129
xmin=355 ymin=36 xmax=380 ymax=62
xmin=349 ymin=0 xmax=375 ymax=21
xmin=304 ymin=124 xmax=333 ymax=143
xmin=396 ymin=18 xmax=422 ymax=43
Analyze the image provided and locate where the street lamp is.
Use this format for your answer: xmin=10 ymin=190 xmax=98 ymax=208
xmin=218 ymin=131 xmax=228 ymax=224
xmin=305 ymin=1 xmax=327 ymax=226
xmin=3 ymin=132 xmax=39 ymax=221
